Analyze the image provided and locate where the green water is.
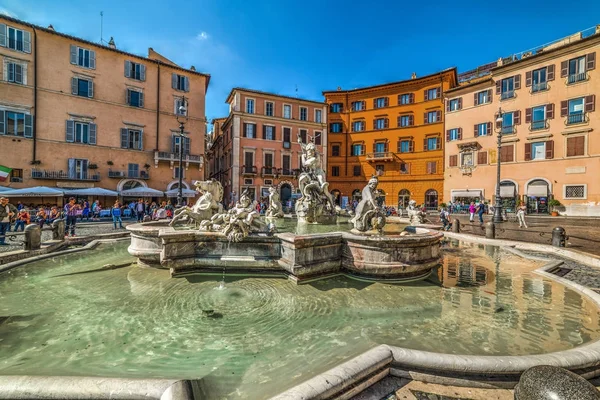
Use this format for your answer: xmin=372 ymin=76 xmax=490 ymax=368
xmin=0 ymin=240 xmax=599 ymax=399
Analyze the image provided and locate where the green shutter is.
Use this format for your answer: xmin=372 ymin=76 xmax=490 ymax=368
xmin=24 ymin=115 xmax=33 ymax=138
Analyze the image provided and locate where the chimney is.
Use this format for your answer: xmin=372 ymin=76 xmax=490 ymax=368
xmin=108 ymin=37 xmax=116 ymax=49
xmin=190 ymin=65 xmax=196 ymax=71
xmin=47 ymin=24 xmax=55 ymax=31
xmin=411 ymin=72 xmax=417 ymax=79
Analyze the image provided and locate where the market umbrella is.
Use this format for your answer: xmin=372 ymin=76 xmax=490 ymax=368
xmin=165 ymin=188 xmax=197 ymax=198
xmin=119 ymin=187 xmax=164 ymax=197
xmin=63 ymin=188 xmax=119 ymax=196
xmin=0 ymin=186 xmax=64 ymax=197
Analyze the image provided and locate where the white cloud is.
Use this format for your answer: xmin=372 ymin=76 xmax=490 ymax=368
xmin=197 ymin=32 xmax=209 ymax=41
xmin=0 ymin=8 xmax=17 ymax=18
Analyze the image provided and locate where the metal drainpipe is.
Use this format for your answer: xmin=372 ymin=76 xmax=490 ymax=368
xmin=156 ymin=63 xmax=160 ymax=151
xmin=32 ymin=27 xmax=38 ymax=162
xmin=345 ymin=92 xmax=349 ymax=177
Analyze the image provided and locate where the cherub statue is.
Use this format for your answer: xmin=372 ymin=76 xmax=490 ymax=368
xmin=406 ymin=199 xmax=426 ymax=226
xmin=266 ymin=186 xmax=284 ymax=218
xmin=169 ymin=180 xmax=223 ymax=227
xmin=349 ymin=176 xmax=386 ymax=233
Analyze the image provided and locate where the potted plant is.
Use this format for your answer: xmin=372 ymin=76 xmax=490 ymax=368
xmin=88 ymin=163 xmax=98 ymax=170
xmin=143 ymin=163 xmax=151 ymax=170
xmin=107 ymin=161 xmax=114 ymax=166
xmin=548 ymin=199 xmax=561 ymax=216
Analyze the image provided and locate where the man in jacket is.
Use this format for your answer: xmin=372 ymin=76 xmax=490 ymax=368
xmin=0 ymin=197 xmax=18 ymax=245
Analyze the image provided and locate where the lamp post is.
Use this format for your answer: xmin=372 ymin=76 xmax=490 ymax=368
xmin=493 ymin=107 xmax=504 ymax=223
xmin=176 ymin=96 xmax=188 ymax=208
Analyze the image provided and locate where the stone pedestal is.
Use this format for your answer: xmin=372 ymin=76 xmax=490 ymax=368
xmin=24 ymin=224 xmax=41 ymax=250
xmin=278 ymin=232 xmax=342 ymax=281
xmin=51 ymin=219 xmax=66 ymax=240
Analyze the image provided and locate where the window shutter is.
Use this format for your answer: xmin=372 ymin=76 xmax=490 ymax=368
xmin=272 ymin=126 xmax=277 ymax=141
xmin=22 ymin=31 xmax=31 ymax=53
xmin=546 ymin=103 xmax=554 ymax=119
xmin=184 ymin=77 xmax=190 ymax=92
xmin=140 ymin=64 xmax=146 ymax=81
xmin=171 ymin=134 xmax=177 ymax=153
xmin=514 ymin=74 xmax=521 ymax=90
xmin=70 ymin=45 xmax=77 ymax=64
xmin=487 ymin=122 xmax=492 ymax=134
xmin=436 ymin=110 xmax=441 ymax=121
xmin=139 ymin=130 xmax=143 ymax=150
xmin=397 ymin=116 xmax=402 ymax=127
xmin=524 ymin=143 xmax=532 ymax=161
xmin=474 ymin=92 xmax=479 ymax=106
xmin=409 ymin=93 xmax=415 ymax=103
xmin=445 ymin=130 xmax=450 ymax=142
xmin=121 ymin=128 xmax=128 ymax=148
xmin=585 ymin=95 xmax=595 ymax=112
xmin=567 ymin=137 xmax=576 ymax=157
xmin=458 ymin=98 xmax=462 ymax=109
xmin=525 ymin=108 xmax=532 ymax=123
xmin=458 ymin=128 xmax=462 ymax=140
xmin=171 ymin=73 xmax=177 ymax=89
xmin=436 ymin=88 xmax=441 ymax=99
xmin=514 ymin=110 xmax=521 ymax=125
xmin=384 ymin=118 xmax=389 ymax=128
xmin=89 ymin=50 xmax=96 ymax=69
xmin=474 ymin=124 xmax=479 ymax=137
xmin=22 ymin=64 xmax=27 ymax=85
xmin=477 ymin=151 xmax=487 ymax=165
xmin=409 ymin=140 xmax=414 ymax=152
xmin=71 ymin=77 xmax=77 ymax=95
xmin=560 ymin=100 xmax=568 ymax=117
xmin=424 ymin=113 xmax=428 ymax=124
xmin=385 ymin=97 xmax=389 ymax=107
xmin=0 ymin=24 xmax=5 ymax=47
xmin=495 ymin=81 xmax=501 ymax=94
xmin=361 ymin=144 xmax=366 ymax=155
xmin=0 ymin=110 xmax=4 ymax=134
xmin=560 ymin=61 xmax=568 ymax=77
xmin=426 ymin=162 xmax=431 ymax=174
xmin=184 ymin=137 xmax=190 ymax=155
xmin=139 ymin=91 xmax=144 ymax=108
xmin=436 ymin=137 xmax=441 ymax=150
xmin=525 ymin=71 xmax=532 ymax=87
xmin=547 ymin=65 xmax=555 ymax=81
xmin=65 ymin=120 xmax=75 ymax=142
xmin=487 ymin=89 xmax=493 ymax=102
xmin=262 ymin=125 xmax=267 ymax=139
xmin=449 ymin=155 xmax=457 ymax=167
xmin=409 ymin=114 xmax=414 ymax=126
xmin=373 ymin=99 xmax=377 ymax=108
xmin=125 ymin=61 xmax=131 ymax=78
xmin=431 ymin=161 xmax=437 ymax=174
xmin=7 ymin=62 xmax=13 ymax=82
xmin=361 ymin=121 xmax=366 ymax=131
xmin=372 ymin=119 xmax=377 ymax=130
xmin=126 ymin=89 xmax=131 ymax=105
xmin=587 ymin=52 xmax=596 ymax=71
xmin=446 ymin=101 xmax=450 ymax=112
xmin=68 ymin=159 xmax=75 ymax=179
xmin=423 ymin=138 xmax=428 ymax=151
xmin=545 ymin=140 xmax=554 ymax=159
xmin=24 ymin=115 xmax=33 ymax=138
xmin=424 ymin=89 xmax=428 ymax=101
xmin=89 ymin=123 xmax=97 ymax=145
xmin=88 ymin=80 xmax=93 ymax=98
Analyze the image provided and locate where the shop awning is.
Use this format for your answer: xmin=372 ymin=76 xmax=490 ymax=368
xmin=120 ymin=187 xmax=164 ymax=197
xmin=499 ymin=186 xmax=516 ymax=198
xmin=0 ymin=186 xmax=14 ymax=192
xmin=527 ymin=185 xmax=548 ymax=197
xmin=0 ymin=186 xmax=64 ymax=197
xmin=451 ymin=190 xmax=482 ymax=199
xmin=63 ymin=188 xmax=119 ymax=196
xmin=165 ymin=189 xmax=197 ymax=198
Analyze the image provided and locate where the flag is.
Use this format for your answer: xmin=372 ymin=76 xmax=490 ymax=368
xmin=0 ymin=165 xmax=12 ymax=182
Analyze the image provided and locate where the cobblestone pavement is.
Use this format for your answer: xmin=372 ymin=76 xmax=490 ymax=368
xmin=0 ymin=220 xmax=136 ymax=253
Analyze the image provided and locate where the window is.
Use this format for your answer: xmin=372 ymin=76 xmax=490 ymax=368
xmin=314 ymin=131 xmax=322 ymax=145
xmin=447 ymin=128 xmax=460 ymax=141
xmin=244 ymin=152 xmax=254 ymax=169
xmin=283 ymin=104 xmax=291 ymax=119
xmin=330 ymin=103 xmax=343 ymax=113
xmin=264 ymin=125 xmax=275 ymax=140
xmin=243 ymin=123 xmax=256 ymax=138
xmin=374 ymin=97 xmax=388 ymax=108
xmin=119 ymin=128 xmax=143 ymax=150
xmin=374 ymin=118 xmax=387 ymax=130
xmin=460 ymin=152 xmax=474 ymax=167
xmin=353 ymin=166 xmax=361 ymax=176
xmin=75 ymin=122 xmax=90 ymax=144
xmin=425 ymin=88 xmax=439 ymax=100
xmin=70 ymin=45 xmax=95 ymax=69
xmin=71 ymin=77 xmax=93 ymax=98
xmin=3 ymin=26 xmax=31 ymax=53
xmin=398 ymin=140 xmax=412 ymax=153
xmin=449 ymin=155 xmax=458 ymax=167
xmin=398 ymin=93 xmax=413 ymax=105
xmin=448 ymin=98 xmax=461 ymax=111
xmin=175 ymin=97 xmax=187 ymax=116
xmin=246 ymin=99 xmax=255 ymax=114
xmin=399 ymin=115 xmax=413 ymax=127
xmin=127 ymin=89 xmax=144 ymax=107
xmin=6 ymin=61 xmax=25 ymax=84
xmin=171 ymin=73 xmax=189 ymax=91
xmin=500 ymin=77 xmax=516 ymax=100
xmin=566 ymin=136 xmax=585 ymax=157
xmin=172 ymin=135 xmax=190 ymax=154
xmin=10 ymin=168 xmax=23 ymax=183
xmin=330 ymin=122 xmax=342 ymax=133
xmin=476 ymin=122 xmax=490 ymax=137
xmin=565 ymin=184 xmax=586 ymax=199
xmin=375 ymin=165 xmax=384 ymax=173
xmin=477 ymin=151 xmax=488 ymax=165
xmin=332 ymin=166 xmax=340 ymax=177
xmin=425 ymin=111 xmax=440 ymax=124
xmin=425 ymin=137 xmax=439 ymax=151
xmin=400 ymin=163 xmax=410 ymax=174
xmin=426 ymin=161 xmax=437 ymax=174
xmin=265 ymin=102 xmax=274 ymax=116
xmin=68 ymin=158 xmax=90 ymax=180
xmin=374 ymin=142 xmax=386 ymax=153
xmin=332 ymin=145 xmax=340 ymax=156
xmin=351 ymin=101 xmax=365 ymax=111
xmin=351 ymin=144 xmax=364 ymax=156
xmin=531 ymin=105 xmax=546 ymax=130
xmin=264 ymin=153 xmax=273 ymax=168
xmin=124 ymin=61 xmax=146 ymax=81
xmin=566 ymin=97 xmax=585 ymax=124
xmin=500 ymin=144 xmax=514 ymax=163
xmin=315 ymin=109 xmax=322 ymax=123
xmin=531 ymin=142 xmax=546 ymax=160
xmin=531 ymin=68 xmax=547 ymax=92
xmin=475 ymin=90 xmax=491 ymax=105
xmin=299 ymin=129 xmax=307 ymax=144
xmin=502 ymin=112 xmax=514 ymax=134
xmin=0 ymin=111 xmax=33 ymax=137
xmin=128 ymin=163 xmax=140 ymax=178
xmin=300 ymin=107 xmax=308 ymax=121
xmin=352 ymin=121 xmax=365 ymax=132
xmin=568 ymin=56 xmax=586 ymax=84
xmin=282 ymin=154 xmax=291 ymax=172
xmin=174 ymin=167 xmax=185 ymax=179
xmin=283 ymin=127 xmax=291 ymax=147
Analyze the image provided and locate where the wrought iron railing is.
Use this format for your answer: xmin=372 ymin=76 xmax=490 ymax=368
xmin=501 ymin=125 xmax=515 ymax=134
xmin=567 ymin=113 xmax=586 ymax=125
xmin=568 ymin=72 xmax=587 ymax=84
xmin=531 ymin=82 xmax=548 ymax=93
xmin=500 ymin=90 xmax=515 ymax=100
xmin=241 ymin=165 xmax=257 ymax=174
xmin=31 ymin=169 xmax=100 ymax=181
xmin=530 ymin=120 xmax=548 ymax=131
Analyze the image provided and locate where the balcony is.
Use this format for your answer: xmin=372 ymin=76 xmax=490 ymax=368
xmin=500 ymin=90 xmax=515 ymax=100
xmin=154 ymin=151 xmax=203 ymax=170
xmin=567 ymin=113 xmax=586 ymax=125
xmin=280 ymin=168 xmax=298 ymax=177
xmin=501 ymin=125 xmax=515 ymax=134
xmin=31 ymin=169 xmax=100 ymax=182
xmin=531 ymin=82 xmax=548 ymax=93
xmin=530 ymin=120 xmax=548 ymax=131
xmin=366 ymin=152 xmax=398 ymax=162
xmin=568 ymin=72 xmax=587 ymax=85
xmin=261 ymin=166 xmax=277 ymax=177
xmin=108 ymin=170 xmax=150 ymax=179
xmin=241 ymin=165 xmax=258 ymax=175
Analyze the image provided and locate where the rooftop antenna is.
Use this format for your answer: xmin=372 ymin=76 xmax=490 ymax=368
xmin=295 ymin=85 xmax=299 ymax=98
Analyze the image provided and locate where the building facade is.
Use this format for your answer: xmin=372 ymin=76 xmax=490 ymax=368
xmin=0 ymin=16 xmax=208 ymax=199
xmin=206 ymin=88 xmax=327 ymax=206
xmin=444 ymin=26 xmax=600 ymax=215
xmin=323 ymin=69 xmax=457 ymax=210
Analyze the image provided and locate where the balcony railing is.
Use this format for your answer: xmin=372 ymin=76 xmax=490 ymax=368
xmin=241 ymin=165 xmax=257 ymax=175
xmin=108 ymin=170 xmax=150 ymax=179
xmin=501 ymin=125 xmax=515 ymax=134
xmin=366 ymin=152 xmax=397 ymax=162
xmin=280 ymin=168 xmax=298 ymax=177
xmin=261 ymin=166 xmax=276 ymax=177
xmin=500 ymin=90 xmax=515 ymax=100
xmin=531 ymin=82 xmax=548 ymax=93
xmin=31 ymin=169 xmax=100 ymax=181
xmin=530 ymin=120 xmax=548 ymax=131
xmin=568 ymin=72 xmax=588 ymax=84
xmin=567 ymin=113 xmax=586 ymax=125
xmin=154 ymin=151 xmax=203 ymax=164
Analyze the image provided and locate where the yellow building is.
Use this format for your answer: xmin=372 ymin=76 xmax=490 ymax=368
xmin=0 ymin=15 xmax=209 ymax=200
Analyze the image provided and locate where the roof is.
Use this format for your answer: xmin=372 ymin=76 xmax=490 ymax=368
xmin=225 ymin=87 xmax=327 ymax=105
xmin=322 ymin=67 xmax=458 ymax=95
xmin=446 ymin=76 xmax=493 ymax=93
xmin=0 ymin=14 xmax=211 ymax=90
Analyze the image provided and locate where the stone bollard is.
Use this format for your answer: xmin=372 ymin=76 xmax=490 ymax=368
xmin=485 ymin=222 xmax=495 ymax=239
xmin=552 ymin=226 xmax=567 ymax=248
xmin=51 ymin=219 xmax=66 ymax=240
xmin=514 ymin=365 xmax=600 ymax=400
xmin=452 ymin=218 xmax=460 ymax=233
xmin=143 ymin=215 xmax=152 ymax=223
xmin=24 ymin=224 xmax=41 ymax=251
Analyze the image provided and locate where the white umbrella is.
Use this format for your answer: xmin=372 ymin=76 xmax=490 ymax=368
xmin=63 ymin=188 xmax=119 ymax=196
xmin=165 ymin=188 xmax=197 ymax=198
xmin=1 ymin=186 xmax=64 ymax=197
xmin=120 ymin=186 xmax=164 ymax=197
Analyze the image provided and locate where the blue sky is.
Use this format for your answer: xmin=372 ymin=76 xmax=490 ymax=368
xmin=2 ymin=0 xmax=600 ymax=122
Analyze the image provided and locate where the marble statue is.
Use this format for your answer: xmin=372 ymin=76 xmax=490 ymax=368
xmin=200 ymin=189 xmax=273 ymax=242
xmin=349 ymin=176 xmax=386 ymax=233
xmin=266 ymin=186 xmax=284 ymax=218
xmin=407 ymin=199 xmax=426 ymax=226
xmin=169 ymin=180 xmax=224 ymax=227
xmin=295 ymin=134 xmax=336 ymax=223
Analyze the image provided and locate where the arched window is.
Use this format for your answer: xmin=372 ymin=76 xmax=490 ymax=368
xmin=425 ymin=189 xmax=438 ymax=210
xmin=352 ymin=189 xmax=361 ymax=200
xmin=122 ymin=180 xmax=143 ymax=191
xmin=398 ymin=189 xmax=410 ymax=209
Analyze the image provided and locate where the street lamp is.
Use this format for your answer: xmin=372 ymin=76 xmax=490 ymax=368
xmin=493 ymin=107 xmax=504 ymax=223
xmin=176 ymin=96 xmax=188 ymax=207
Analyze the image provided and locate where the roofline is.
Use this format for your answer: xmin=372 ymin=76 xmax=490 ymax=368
xmin=322 ymin=67 xmax=458 ymax=95
xmin=225 ymin=87 xmax=327 ymax=105
xmin=446 ymin=76 xmax=494 ymax=93
xmin=0 ymin=14 xmax=211 ymax=91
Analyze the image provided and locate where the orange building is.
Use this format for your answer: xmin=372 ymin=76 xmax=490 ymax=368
xmin=323 ymin=69 xmax=457 ymax=210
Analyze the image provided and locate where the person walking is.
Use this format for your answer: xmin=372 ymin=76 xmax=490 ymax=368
xmin=136 ymin=199 xmax=145 ymax=222
xmin=0 ymin=197 xmax=17 ymax=246
xmin=468 ymin=202 xmax=476 ymax=222
xmin=476 ymin=202 xmax=485 ymax=224
xmin=517 ymin=202 xmax=528 ymax=228
xmin=64 ymin=197 xmax=81 ymax=237
xmin=111 ymin=201 xmax=123 ymax=229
